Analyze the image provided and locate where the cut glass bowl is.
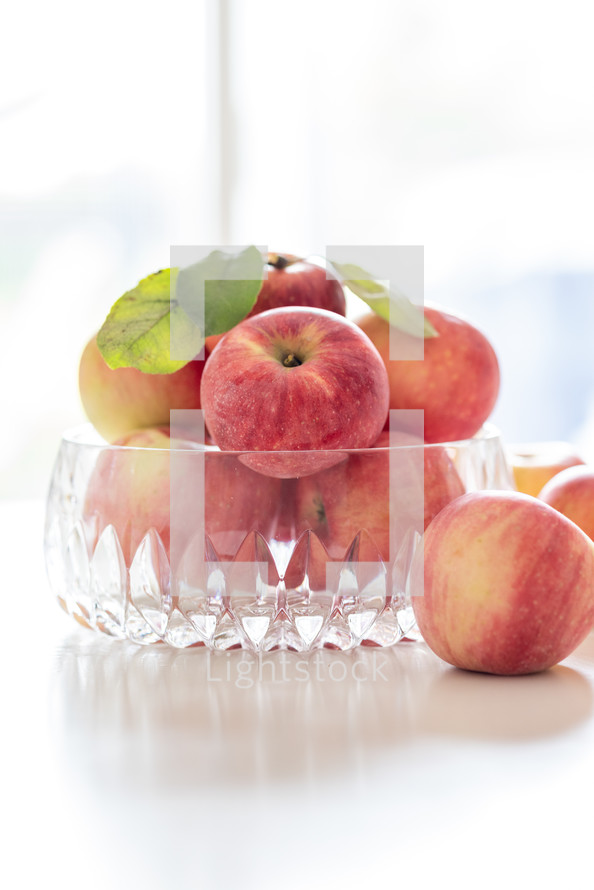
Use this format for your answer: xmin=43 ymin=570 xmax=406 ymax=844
xmin=44 ymin=423 xmax=513 ymax=651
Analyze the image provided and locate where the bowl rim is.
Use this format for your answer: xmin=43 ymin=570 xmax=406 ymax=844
xmin=59 ymin=422 xmax=504 ymax=455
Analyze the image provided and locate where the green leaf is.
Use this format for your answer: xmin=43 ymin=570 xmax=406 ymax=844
xmin=97 ymin=269 xmax=200 ymax=374
xmin=175 ymin=245 xmax=264 ymax=336
xmin=331 ymin=260 xmax=437 ymax=338
xmin=97 ymin=246 xmax=265 ymax=374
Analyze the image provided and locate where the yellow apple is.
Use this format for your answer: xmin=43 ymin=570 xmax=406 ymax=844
xmin=507 ymin=441 xmax=585 ymax=497
xmin=78 ymin=335 xmax=205 ymax=442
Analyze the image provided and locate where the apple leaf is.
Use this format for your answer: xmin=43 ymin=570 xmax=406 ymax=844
xmin=97 ymin=246 xmax=265 ymax=374
xmin=97 ymin=269 xmax=194 ymax=374
xmin=330 ymin=261 xmax=438 ymax=338
xmin=175 ymin=245 xmax=264 ymax=336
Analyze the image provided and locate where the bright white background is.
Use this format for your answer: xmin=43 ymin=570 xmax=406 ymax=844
xmin=2 ymin=0 xmax=594 ymax=495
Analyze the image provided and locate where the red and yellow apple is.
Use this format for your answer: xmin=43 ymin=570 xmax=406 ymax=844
xmin=201 ymin=306 xmax=390 ymax=477
xmin=412 ymin=491 xmax=594 ymax=675
xmin=538 ymin=464 xmax=594 ymax=540
xmin=79 ymin=335 xmax=205 ymax=442
xmin=357 ymin=304 xmax=500 ymax=443
xmin=295 ymin=434 xmax=465 ymax=561
xmin=83 ymin=427 xmax=283 ymax=566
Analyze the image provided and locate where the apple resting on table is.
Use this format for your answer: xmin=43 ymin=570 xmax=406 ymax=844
xmin=201 ymin=306 xmax=390 ymax=477
xmin=83 ymin=427 xmax=283 ymax=565
xmin=412 ymin=491 xmax=594 ymax=675
xmin=508 ymin=441 xmax=585 ymax=497
xmin=357 ymin=304 xmax=500 ymax=443
xmin=295 ymin=431 xmax=465 ymax=562
xmin=78 ymin=335 xmax=205 ymax=443
xmin=538 ymin=464 xmax=594 ymax=540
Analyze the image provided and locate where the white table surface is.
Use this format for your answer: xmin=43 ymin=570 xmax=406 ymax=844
xmin=5 ymin=498 xmax=594 ymax=890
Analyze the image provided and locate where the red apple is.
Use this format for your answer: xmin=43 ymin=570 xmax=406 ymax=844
xmin=412 ymin=491 xmax=594 ymax=675
xmin=254 ymin=253 xmax=346 ymax=315
xmin=538 ymin=464 xmax=594 ymax=540
xmin=83 ymin=427 xmax=283 ymax=566
xmin=205 ymin=252 xmax=346 ymax=352
xmin=357 ymin=305 xmax=500 ymax=443
xmin=78 ymin=335 xmax=205 ymax=442
xmin=201 ymin=307 xmax=390 ymax=477
xmin=295 ymin=434 xmax=465 ymax=561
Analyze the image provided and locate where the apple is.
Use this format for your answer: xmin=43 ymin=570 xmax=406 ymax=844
xmin=201 ymin=306 xmax=390 ymax=477
xmin=79 ymin=335 xmax=205 ymax=443
xmin=205 ymin=252 xmax=346 ymax=352
xmin=538 ymin=465 xmax=594 ymax=540
xmin=83 ymin=427 xmax=283 ymax=566
xmin=508 ymin=441 xmax=585 ymax=498
xmin=295 ymin=433 xmax=465 ymax=561
xmin=357 ymin=304 xmax=500 ymax=443
xmin=254 ymin=253 xmax=346 ymax=315
xmin=412 ymin=491 xmax=594 ymax=675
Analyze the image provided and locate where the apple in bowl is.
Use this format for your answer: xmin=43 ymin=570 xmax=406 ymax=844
xmin=253 ymin=253 xmax=346 ymax=316
xmin=78 ymin=335 xmax=206 ymax=443
xmin=357 ymin=304 xmax=500 ymax=443
xmin=201 ymin=306 xmax=390 ymax=477
xmin=205 ymin=252 xmax=346 ymax=352
xmin=295 ymin=432 xmax=465 ymax=562
xmin=82 ymin=427 xmax=283 ymax=566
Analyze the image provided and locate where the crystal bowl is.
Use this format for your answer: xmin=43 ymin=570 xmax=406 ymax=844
xmin=44 ymin=423 xmax=513 ymax=651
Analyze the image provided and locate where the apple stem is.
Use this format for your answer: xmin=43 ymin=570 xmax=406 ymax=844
xmin=282 ymin=353 xmax=302 ymax=368
xmin=268 ymin=253 xmax=300 ymax=270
